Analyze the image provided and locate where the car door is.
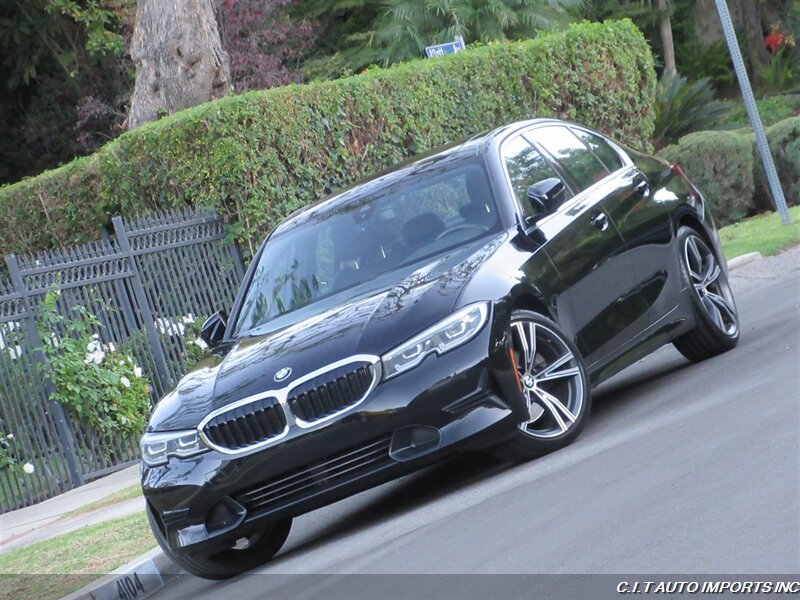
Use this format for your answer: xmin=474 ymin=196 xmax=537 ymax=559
xmin=501 ymin=126 xmax=647 ymax=370
xmin=567 ymin=126 xmax=678 ymax=326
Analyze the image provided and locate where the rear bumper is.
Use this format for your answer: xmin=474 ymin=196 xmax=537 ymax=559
xmin=142 ymin=310 xmax=524 ymax=556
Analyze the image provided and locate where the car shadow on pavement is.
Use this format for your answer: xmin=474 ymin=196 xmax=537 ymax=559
xmin=274 ymin=451 xmax=512 ymax=562
xmin=271 ymin=351 xmax=693 ymax=566
xmin=592 ymin=356 xmax=691 ymax=411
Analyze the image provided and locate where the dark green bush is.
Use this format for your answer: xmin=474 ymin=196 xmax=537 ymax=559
xmin=754 ymin=116 xmax=800 ymax=210
xmin=660 ymin=130 xmax=755 ymax=226
xmin=0 ymin=20 xmax=655 ymax=257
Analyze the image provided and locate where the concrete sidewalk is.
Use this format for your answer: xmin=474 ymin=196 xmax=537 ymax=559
xmin=0 ymin=464 xmax=142 ymax=551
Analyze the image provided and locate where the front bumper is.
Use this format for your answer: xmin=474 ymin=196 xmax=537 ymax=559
xmin=142 ymin=308 xmax=524 ymax=555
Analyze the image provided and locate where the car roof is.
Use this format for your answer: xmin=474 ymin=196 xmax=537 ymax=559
xmin=271 ymin=117 xmax=564 ymax=237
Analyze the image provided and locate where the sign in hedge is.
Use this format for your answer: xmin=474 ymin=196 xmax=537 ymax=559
xmin=0 ymin=19 xmax=656 ymax=259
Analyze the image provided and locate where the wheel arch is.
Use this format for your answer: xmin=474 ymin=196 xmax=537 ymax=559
xmin=511 ymin=291 xmax=550 ymax=317
xmin=673 ymin=208 xmax=728 ymax=269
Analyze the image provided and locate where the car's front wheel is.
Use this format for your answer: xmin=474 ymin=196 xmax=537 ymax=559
xmin=673 ymin=226 xmax=739 ymax=362
xmin=147 ymin=505 xmax=292 ymax=580
xmin=493 ymin=310 xmax=591 ymax=462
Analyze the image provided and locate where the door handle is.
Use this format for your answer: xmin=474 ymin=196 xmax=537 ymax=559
xmin=634 ymin=178 xmax=649 ymax=196
xmin=590 ymin=211 xmax=608 ymax=231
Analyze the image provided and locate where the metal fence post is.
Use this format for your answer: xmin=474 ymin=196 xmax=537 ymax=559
xmin=4 ymin=254 xmax=84 ymax=487
xmin=229 ymin=242 xmax=246 ymax=281
xmin=112 ymin=216 xmax=174 ymax=391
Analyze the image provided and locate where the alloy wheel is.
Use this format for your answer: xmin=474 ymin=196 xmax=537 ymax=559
xmin=510 ymin=319 xmax=585 ymax=439
xmin=683 ymin=234 xmax=738 ymax=337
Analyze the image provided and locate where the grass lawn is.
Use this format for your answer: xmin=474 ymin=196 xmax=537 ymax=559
xmin=61 ymin=483 xmax=142 ymax=520
xmin=0 ymin=511 xmax=154 ymax=600
xmin=719 ymin=206 xmax=800 ymax=260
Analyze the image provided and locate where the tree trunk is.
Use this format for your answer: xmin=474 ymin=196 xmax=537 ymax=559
xmin=737 ymin=0 xmax=769 ymax=87
xmin=658 ymin=0 xmax=676 ymax=74
xmin=127 ymin=0 xmax=231 ymax=130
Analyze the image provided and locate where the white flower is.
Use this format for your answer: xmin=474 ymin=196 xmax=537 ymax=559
xmin=182 ymin=314 xmax=195 ymax=324
xmin=86 ymin=340 xmax=101 ymax=353
xmin=120 ymin=376 xmax=131 ymax=388
xmin=193 ymin=337 xmax=208 ymax=350
xmin=133 ymin=365 xmax=143 ymax=378
xmin=105 ymin=342 xmax=116 ymax=352
xmin=22 ymin=462 xmax=34 ymax=474
xmin=84 ymin=349 xmax=105 ymax=365
xmin=92 ymin=333 xmax=100 ymax=340
xmin=154 ymin=318 xmax=172 ymax=335
xmin=6 ymin=433 xmax=13 ymax=440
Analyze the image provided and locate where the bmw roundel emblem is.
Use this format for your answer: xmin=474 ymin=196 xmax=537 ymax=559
xmin=274 ymin=367 xmax=292 ymax=382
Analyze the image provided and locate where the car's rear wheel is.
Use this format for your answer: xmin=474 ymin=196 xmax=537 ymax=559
xmin=493 ymin=310 xmax=591 ymax=462
xmin=673 ymin=226 xmax=739 ymax=362
xmin=146 ymin=505 xmax=292 ymax=580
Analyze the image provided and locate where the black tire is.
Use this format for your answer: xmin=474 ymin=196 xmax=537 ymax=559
xmin=492 ymin=310 xmax=591 ymax=463
xmin=146 ymin=505 xmax=292 ymax=580
xmin=673 ymin=226 xmax=739 ymax=362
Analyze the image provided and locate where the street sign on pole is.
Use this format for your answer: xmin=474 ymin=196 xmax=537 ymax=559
xmin=424 ymin=36 xmax=466 ymax=58
xmin=714 ymin=0 xmax=790 ymax=224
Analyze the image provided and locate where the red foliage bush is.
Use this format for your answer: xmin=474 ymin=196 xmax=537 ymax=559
xmin=219 ymin=0 xmax=317 ymax=92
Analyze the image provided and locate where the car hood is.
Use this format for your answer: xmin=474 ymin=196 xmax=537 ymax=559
xmin=148 ymin=234 xmax=505 ymax=431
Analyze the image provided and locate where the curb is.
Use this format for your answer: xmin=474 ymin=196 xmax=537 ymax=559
xmin=61 ymin=547 xmax=181 ymax=600
xmin=727 ymin=252 xmax=762 ymax=270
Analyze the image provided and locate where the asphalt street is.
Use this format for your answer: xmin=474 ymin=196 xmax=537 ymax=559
xmin=154 ymin=250 xmax=800 ymax=599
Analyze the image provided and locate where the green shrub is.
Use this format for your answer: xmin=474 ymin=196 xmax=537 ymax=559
xmin=675 ymin=39 xmax=734 ymax=87
xmin=723 ymin=94 xmax=800 ymax=128
xmin=754 ymin=116 xmax=800 ymax=209
xmin=652 ymin=70 xmax=730 ymax=151
xmin=37 ymin=291 xmax=150 ymax=438
xmin=759 ymin=48 xmax=798 ymax=93
xmin=0 ymin=19 xmax=655 ymax=257
xmin=660 ymin=130 xmax=755 ymax=226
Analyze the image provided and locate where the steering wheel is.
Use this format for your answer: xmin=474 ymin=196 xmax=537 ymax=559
xmin=435 ymin=223 xmax=489 ymax=242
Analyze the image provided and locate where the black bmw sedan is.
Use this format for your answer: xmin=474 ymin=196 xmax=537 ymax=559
xmin=140 ymin=118 xmax=739 ymax=578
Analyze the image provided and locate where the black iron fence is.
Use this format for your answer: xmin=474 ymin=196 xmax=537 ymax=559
xmin=0 ymin=208 xmax=244 ymax=512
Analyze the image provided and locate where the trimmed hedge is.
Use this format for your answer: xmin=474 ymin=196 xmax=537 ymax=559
xmin=660 ymin=130 xmax=755 ymax=226
xmin=0 ymin=20 xmax=655 ymax=257
xmin=661 ymin=116 xmax=800 ymax=226
xmin=759 ymin=116 xmax=800 ymax=208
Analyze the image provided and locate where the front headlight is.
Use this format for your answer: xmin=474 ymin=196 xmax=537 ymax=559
xmin=382 ymin=303 xmax=489 ymax=379
xmin=140 ymin=430 xmax=209 ymax=467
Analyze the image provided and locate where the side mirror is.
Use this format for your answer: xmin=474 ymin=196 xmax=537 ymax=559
xmin=526 ymin=177 xmax=566 ymax=217
xmin=199 ymin=311 xmax=228 ymax=348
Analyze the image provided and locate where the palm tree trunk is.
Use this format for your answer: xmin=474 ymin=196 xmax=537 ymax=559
xmin=658 ymin=0 xmax=676 ymax=74
xmin=127 ymin=0 xmax=231 ymax=130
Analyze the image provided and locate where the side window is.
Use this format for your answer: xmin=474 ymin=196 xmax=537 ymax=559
xmin=529 ymin=126 xmax=609 ymax=193
xmin=570 ymin=127 xmax=626 ymax=172
xmin=502 ymin=135 xmax=568 ymax=219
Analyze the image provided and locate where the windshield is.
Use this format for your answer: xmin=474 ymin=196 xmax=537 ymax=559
xmin=232 ymin=155 xmax=500 ymax=337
